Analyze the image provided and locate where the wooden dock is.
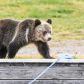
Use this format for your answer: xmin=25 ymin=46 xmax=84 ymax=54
xmin=0 ymin=59 xmax=84 ymax=84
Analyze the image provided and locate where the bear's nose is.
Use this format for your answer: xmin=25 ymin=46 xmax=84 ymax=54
xmin=48 ymin=38 xmax=51 ymax=41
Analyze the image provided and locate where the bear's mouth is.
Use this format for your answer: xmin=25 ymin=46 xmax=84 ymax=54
xmin=42 ymin=39 xmax=50 ymax=42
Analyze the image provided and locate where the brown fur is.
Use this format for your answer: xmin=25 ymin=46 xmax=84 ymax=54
xmin=0 ymin=18 xmax=53 ymax=59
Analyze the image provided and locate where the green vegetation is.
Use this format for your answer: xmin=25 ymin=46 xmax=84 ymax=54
xmin=1 ymin=0 xmax=84 ymax=59
xmin=0 ymin=0 xmax=84 ymax=41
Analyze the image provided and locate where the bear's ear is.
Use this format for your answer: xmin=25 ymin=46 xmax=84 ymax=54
xmin=46 ymin=19 xmax=52 ymax=24
xmin=35 ymin=19 xmax=41 ymax=27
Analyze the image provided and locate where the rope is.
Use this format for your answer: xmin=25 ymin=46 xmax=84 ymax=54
xmin=28 ymin=53 xmax=74 ymax=84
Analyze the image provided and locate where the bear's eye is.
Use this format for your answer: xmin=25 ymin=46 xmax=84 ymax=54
xmin=43 ymin=31 xmax=47 ymax=35
xmin=50 ymin=31 xmax=51 ymax=34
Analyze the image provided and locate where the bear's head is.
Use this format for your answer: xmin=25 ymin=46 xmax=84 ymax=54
xmin=34 ymin=19 xmax=52 ymax=42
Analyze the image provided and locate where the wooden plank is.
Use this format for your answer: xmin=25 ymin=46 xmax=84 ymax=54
xmin=0 ymin=59 xmax=84 ymax=63
xmin=0 ymin=64 xmax=84 ymax=79
xmin=0 ymin=59 xmax=84 ymax=80
xmin=0 ymin=80 xmax=84 ymax=84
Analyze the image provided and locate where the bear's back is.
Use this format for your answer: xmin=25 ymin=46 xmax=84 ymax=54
xmin=0 ymin=19 xmax=20 ymax=45
xmin=0 ymin=19 xmax=19 ymax=31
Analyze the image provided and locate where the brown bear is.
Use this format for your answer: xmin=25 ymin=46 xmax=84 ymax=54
xmin=0 ymin=18 xmax=53 ymax=59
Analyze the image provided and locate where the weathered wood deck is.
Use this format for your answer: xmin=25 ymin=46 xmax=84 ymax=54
xmin=0 ymin=59 xmax=84 ymax=84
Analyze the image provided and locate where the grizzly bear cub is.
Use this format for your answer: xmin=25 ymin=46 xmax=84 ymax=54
xmin=0 ymin=18 xmax=53 ymax=59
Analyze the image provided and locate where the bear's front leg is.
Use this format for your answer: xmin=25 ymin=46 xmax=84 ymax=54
xmin=8 ymin=42 xmax=20 ymax=58
xmin=35 ymin=41 xmax=53 ymax=59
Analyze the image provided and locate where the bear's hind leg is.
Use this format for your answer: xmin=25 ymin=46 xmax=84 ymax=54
xmin=0 ymin=44 xmax=7 ymax=58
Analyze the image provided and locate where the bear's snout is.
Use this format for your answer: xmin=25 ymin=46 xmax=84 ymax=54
xmin=48 ymin=37 xmax=51 ymax=41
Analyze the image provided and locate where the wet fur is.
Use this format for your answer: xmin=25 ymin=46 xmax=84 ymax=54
xmin=0 ymin=18 xmax=53 ymax=59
